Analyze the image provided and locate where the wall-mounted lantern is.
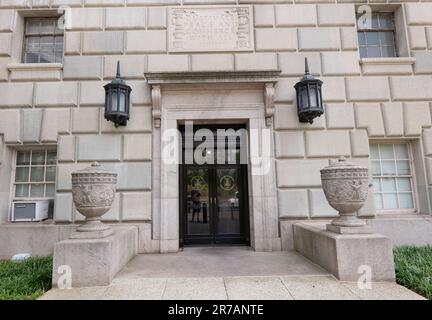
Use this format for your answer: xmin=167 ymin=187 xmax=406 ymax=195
xmin=294 ymin=58 xmax=324 ymax=124
xmin=104 ymin=61 xmax=132 ymax=127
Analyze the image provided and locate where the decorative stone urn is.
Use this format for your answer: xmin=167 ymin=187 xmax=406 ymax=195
xmin=71 ymin=162 xmax=117 ymax=238
xmin=320 ymin=157 xmax=371 ymax=234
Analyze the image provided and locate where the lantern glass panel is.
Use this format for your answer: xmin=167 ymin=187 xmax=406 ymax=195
xmin=300 ymin=86 xmax=309 ymax=109
xmin=111 ymin=90 xmax=118 ymax=112
xmin=119 ymin=91 xmax=126 ymax=112
xmin=309 ymin=84 xmax=317 ymax=107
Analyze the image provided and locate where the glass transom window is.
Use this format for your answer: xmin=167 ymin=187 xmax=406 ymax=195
xmin=370 ymin=143 xmax=414 ymax=210
xmin=357 ymin=12 xmax=397 ymax=58
xmin=23 ymin=18 xmax=64 ymax=63
xmin=14 ymin=150 xmax=57 ymax=199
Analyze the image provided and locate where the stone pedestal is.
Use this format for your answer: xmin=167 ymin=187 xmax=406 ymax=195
xmin=52 ymin=226 xmax=138 ymax=288
xmin=69 ymin=228 xmax=113 ymax=239
xmin=326 ymin=224 xmax=373 ymax=234
xmin=294 ymin=222 xmax=395 ymax=282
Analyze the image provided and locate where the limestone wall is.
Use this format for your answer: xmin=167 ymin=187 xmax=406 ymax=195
xmin=0 ymin=1 xmax=431 ymax=236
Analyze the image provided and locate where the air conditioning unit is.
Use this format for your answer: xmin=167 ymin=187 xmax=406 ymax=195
xmin=12 ymin=201 xmax=49 ymax=222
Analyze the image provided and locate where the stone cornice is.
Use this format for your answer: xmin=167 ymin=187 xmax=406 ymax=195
xmin=144 ymin=70 xmax=281 ymax=85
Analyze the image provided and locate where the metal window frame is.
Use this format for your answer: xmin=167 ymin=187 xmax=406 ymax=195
xmin=357 ymin=12 xmax=398 ymax=58
xmin=11 ymin=148 xmax=57 ymax=201
xmin=370 ymin=142 xmax=417 ymax=213
xmin=22 ymin=17 xmax=64 ymax=64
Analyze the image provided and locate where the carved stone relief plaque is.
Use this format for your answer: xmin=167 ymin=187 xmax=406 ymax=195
xmin=168 ymin=6 xmax=254 ymax=53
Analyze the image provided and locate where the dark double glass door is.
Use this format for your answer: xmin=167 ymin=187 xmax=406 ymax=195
xmin=179 ymin=126 xmax=250 ymax=246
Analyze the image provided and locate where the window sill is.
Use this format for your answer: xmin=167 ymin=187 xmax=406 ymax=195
xmin=375 ymin=209 xmax=417 ymax=216
xmin=359 ymin=57 xmax=416 ymax=75
xmin=7 ymin=63 xmax=63 ymax=81
xmin=1 ymin=220 xmax=55 ymax=226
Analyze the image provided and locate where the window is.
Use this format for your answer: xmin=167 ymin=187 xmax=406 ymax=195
xmin=370 ymin=143 xmax=415 ymax=210
xmin=23 ymin=18 xmax=63 ymax=63
xmin=14 ymin=150 xmax=57 ymax=199
xmin=357 ymin=12 xmax=397 ymax=58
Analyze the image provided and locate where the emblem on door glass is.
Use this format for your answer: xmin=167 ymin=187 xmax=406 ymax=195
xmin=190 ymin=176 xmax=206 ymax=191
xmin=220 ymin=175 xmax=235 ymax=191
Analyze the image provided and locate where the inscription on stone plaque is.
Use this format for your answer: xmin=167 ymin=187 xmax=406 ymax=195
xmin=168 ymin=6 xmax=254 ymax=53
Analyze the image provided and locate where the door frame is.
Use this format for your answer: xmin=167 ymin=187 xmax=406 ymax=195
xmin=179 ymin=125 xmax=250 ymax=247
xmin=152 ymin=82 xmax=281 ymax=253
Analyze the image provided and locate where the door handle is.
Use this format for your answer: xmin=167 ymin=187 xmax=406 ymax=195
xmin=209 ymin=197 xmax=216 ymax=206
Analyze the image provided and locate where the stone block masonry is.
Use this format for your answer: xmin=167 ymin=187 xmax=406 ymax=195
xmin=54 ymin=128 xmax=153 ymax=222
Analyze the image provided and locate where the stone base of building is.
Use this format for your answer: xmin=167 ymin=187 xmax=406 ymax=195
xmin=52 ymin=226 xmax=138 ymax=288
xmin=0 ymin=223 xmax=76 ymax=259
xmin=293 ymin=222 xmax=395 ymax=281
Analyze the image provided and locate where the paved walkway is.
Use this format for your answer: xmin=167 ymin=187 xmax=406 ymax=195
xmin=41 ymin=247 xmax=425 ymax=300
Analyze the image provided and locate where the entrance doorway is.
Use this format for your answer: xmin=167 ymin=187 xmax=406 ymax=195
xmin=179 ymin=125 xmax=250 ymax=246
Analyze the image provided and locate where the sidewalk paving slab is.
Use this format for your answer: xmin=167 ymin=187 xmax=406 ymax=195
xmin=280 ymin=275 xmax=360 ymax=300
xmin=102 ymin=278 xmax=167 ymax=300
xmin=341 ymin=281 xmax=426 ymax=300
xmin=163 ymin=277 xmax=227 ymax=300
xmin=39 ymin=286 xmax=108 ymax=300
xmin=224 ymin=276 xmax=294 ymax=300
xmin=40 ymin=275 xmax=426 ymax=300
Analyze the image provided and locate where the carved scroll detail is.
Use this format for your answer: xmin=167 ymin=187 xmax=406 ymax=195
xmin=151 ymin=85 xmax=162 ymax=128
xmin=264 ymin=83 xmax=275 ymax=126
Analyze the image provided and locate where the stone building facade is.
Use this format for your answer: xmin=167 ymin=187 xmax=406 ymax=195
xmin=1 ymin=0 xmax=432 ymax=257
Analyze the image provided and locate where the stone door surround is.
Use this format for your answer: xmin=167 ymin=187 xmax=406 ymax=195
xmin=145 ymin=70 xmax=282 ymax=253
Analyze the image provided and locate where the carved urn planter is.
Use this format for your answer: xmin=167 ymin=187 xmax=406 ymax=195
xmin=71 ymin=162 xmax=117 ymax=238
xmin=320 ymin=157 xmax=371 ymax=233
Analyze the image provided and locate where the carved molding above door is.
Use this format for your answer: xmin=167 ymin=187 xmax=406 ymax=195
xmin=144 ymin=70 xmax=281 ymax=128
